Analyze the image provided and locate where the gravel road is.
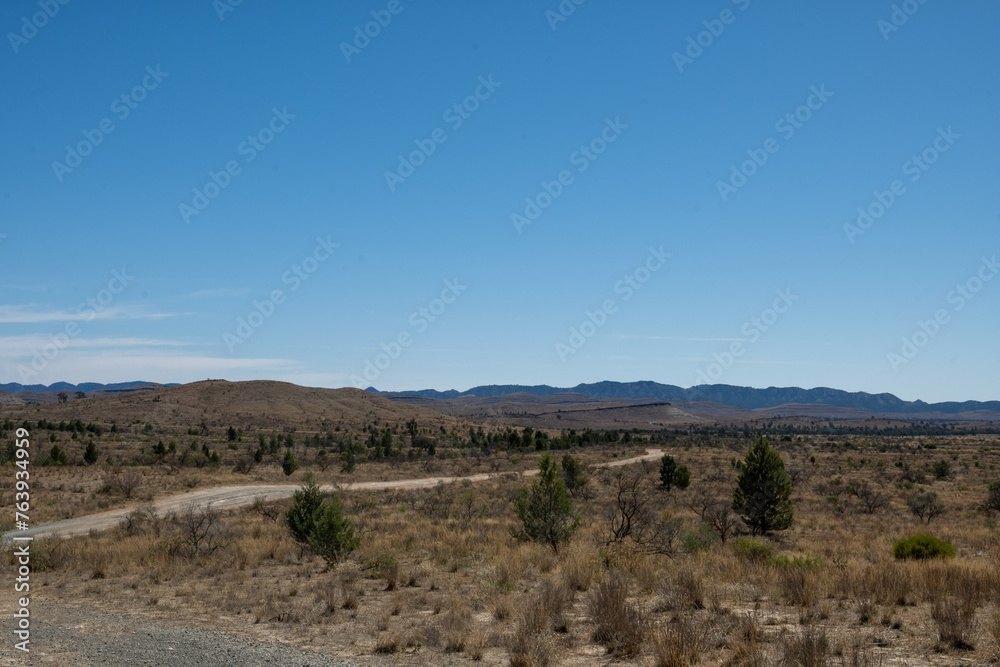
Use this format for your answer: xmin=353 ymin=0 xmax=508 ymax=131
xmin=0 ymin=601 xmax=364 ymax=666
xmin=2 ymin=449 xmax=663 ymax=543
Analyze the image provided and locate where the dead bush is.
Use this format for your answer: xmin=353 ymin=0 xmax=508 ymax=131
xmin=174 ymin=504 xmax=230 ymax=557
xmin=102 ymin=468 xmax=144 ymax=499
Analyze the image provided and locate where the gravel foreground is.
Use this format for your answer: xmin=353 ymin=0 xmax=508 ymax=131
xmin=1 ymin=601 xmax=364 ymax=667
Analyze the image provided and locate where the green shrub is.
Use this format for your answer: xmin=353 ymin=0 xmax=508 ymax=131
xmin=732 ymin=537 xmax=775 ymax=564
xmin=680 ymin=525 xmax=719 ymax=553
xmin=893 ymin=534 xmax=955 ymax=560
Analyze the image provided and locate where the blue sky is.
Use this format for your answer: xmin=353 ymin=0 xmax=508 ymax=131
xmin=1 ymin=0 xmax=997 ymax=402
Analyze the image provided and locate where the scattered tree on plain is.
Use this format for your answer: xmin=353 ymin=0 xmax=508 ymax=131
xmin=732 ymin=436 xmax=794 ymax=536
xmin=511 ymin=452 xmax=579 ymax=553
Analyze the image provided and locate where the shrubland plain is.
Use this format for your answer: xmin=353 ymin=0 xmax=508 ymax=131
xmin=3 ymin=381 xmax=1000 ymax=666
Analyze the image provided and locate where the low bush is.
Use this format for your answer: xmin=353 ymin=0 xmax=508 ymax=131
xmin=892 ymin=534 xmax=954 ymax=560
xmin=732 ymin=537 xmax=775 ymax=564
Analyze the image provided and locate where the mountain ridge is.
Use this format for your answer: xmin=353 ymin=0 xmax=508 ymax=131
xmin=369 ymin=381 xmax=1000 ymax=416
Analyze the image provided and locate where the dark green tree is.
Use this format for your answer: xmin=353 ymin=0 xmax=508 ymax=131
xmin=673 ymin=465 xmax=691 ymax=490
xmin=659 ymin=454 xmax=691 ymax=492
xmin=511 ymin=452 xmax=579 ymax=552
xmin=561 ymin=453 xmax=588 ymax=494
xmin=307 ymin=494 xmax=360 ymax=566
xmin=285 ymin=474 xmax=325 ymax=543
xmin=341 ymin=448 xmax=356 ymax=473
xmin=83 ymin=441 xmax=99 ymax=465
xmin=732 ymin=436 xmax=794 ymax=536
xmin=49 ymin=444 xmax=67 ymax=465
xmin=285 ymin=475 xmax=358 ymax=566
xmin=282 ymin=450 xmax=297 ymax=476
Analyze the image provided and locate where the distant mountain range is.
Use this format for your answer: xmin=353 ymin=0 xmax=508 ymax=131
xmin=0 ymin=381 xmax=179 ymax=394
xmin=370 ymin=381 xmax=1000 ymax=416
xmin=3 ymin=380 xmax=996 ymax=419
xmin=0 ymin=381 xmax=180 ymax=404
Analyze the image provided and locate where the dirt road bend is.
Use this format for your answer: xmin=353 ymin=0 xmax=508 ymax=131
xmin=3 ymin=449 xmax=663 ymax=543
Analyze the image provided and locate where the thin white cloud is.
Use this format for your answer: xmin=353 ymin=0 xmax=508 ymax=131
xmin=614 ymin=334 xmax=748 ymax=342
xmin=188 ymin=288 xmax=253 ymax=299
xmin=0 ymin=350 xmax=299 ymax=385
xmin=0 ymin=336 xmax=190 ymax=357
xmin=0 ymin=304 xmax=176 ymax=323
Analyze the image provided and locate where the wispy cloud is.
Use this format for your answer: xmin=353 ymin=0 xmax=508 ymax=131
xmin=614 ymin=334 xmax=748 ymax=342
xmin=0 ymin=304 xmax=176 ymax=323
xmin=0 ymin=350 xmax=299 ymax=384
xmin=0 ymin=336 xmax=190 ymax=357
xmin=188 ymin=288 xmax=253 ymax=299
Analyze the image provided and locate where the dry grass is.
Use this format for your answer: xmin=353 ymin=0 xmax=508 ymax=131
xmin=5 ymin=431 xmax=1000 ymax=665
xmin=588 ymin=571 xmax=646 ymax=657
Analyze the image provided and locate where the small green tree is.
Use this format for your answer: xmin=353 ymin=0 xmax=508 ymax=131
xmin=660 ymin=454 xmax=691 ymax=492
xmin=308 ymin=495 xmax=360 ymax=566
xmin=282 ymin=450 xmax=298 ymax=476
xmin=732 ymin=436 xmax=794 ymax=536
xmin=285 ymin=475 xmax=358 ymax=566
xmin=562 ymin=453 xmax=587 ymax=494
xmin=932 ymin=460 xmax=951 ymax=480
xmin=511 ymin=452 xmax=579 ymax=552
xmin=673 ymin=465 xmax=691 ymax=490
xmin=83 ymin=441 xmax=98 ymax=465
xmin=286 ymin=474 xmax=325 ymax=543
xmin=341 ymin=448 xmax=356 ymax=473
xmin=49 ymin=444 xmax=67 ymax=465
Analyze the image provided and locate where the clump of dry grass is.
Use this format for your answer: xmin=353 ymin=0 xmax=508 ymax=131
xmin=778 ymin=627 xmax=828 ymax=666
xmin=985 ymin=605 xmax=1000 ymax=662
xmin=836 ymin=636 xmax=886 ymax=667
xmin=660 ymin=567 xmax=705 ymax=611
xmin=926 ymin=563 xmax=989 ymax=650
xmin=507 ymin=633 xmax=552 ymax=667
xmin=778 ymin=567 xmax=817 ymax=607
xmin=432 ymin=596 xmax=470 ymax=652
xmin=588 ymin=571 xmax=646 ymax=658
xmin=723 ymin=612 xmax=768 ymax=667
xmin=652 ymin=615 xmax=707 ymax=667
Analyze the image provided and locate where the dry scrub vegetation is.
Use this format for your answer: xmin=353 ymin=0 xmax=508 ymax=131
xmin=6 ymin=432 xmax=1000 ymax=666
